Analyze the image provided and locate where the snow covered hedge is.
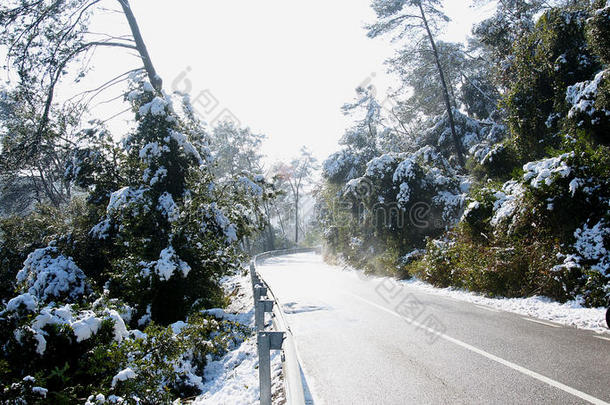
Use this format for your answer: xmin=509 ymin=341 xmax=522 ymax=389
xmin=418 ymin=144 xmax=609 ymax=304
xmin=1 ymin=75 xmax=268 ymax=402
xmin=320 ymin=139 xmax=472 ymax=276
xmin=319 ymin=2 xmax=610 ymax=308
xmin=0 ymin=295 xmax=249 ymax=404
xmin=16 ymin=247 xmax=89 ymax=305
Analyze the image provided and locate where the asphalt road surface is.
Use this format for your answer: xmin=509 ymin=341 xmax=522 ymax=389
xmin=257 ymin=252 xmax=610 ymax=405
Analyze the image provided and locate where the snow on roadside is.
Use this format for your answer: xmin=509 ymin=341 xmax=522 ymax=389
xmin=192 ymin=271 xmax=285 ymax=405
xmin=340 ymin=263 xmax=608 ymax=334
xmin=401 ymin=277 xmax=609 ymax=334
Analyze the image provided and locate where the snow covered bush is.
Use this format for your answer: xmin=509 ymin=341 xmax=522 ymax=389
xmin=460 ymin=188 xmax=496 ymax=240
xmin=323 ymin=149 xmax=365 ymax=183
xmin=470 ymin=140 xmax=519 ymax=181
xmin=565 ymin=69 xmax=610 ymax=144
xmin=81 ymin=313 xmax=250 ymax=404
xmin=1 ymin=74 xmax=267 ymax=401
xmin=0 ymin=294 xmax=250 ymax=404
xmin=1 ymin=376 xmax=49 ymax=404
xmin=413 ymin=142 xmax=610 ymax=305
xmin=320 ymin=141 xmax=469 ymax=276
xmin=16 ymin=247 xmax=89 ymax=305
xmin=0 ymin=204 xmax=81 ymax=305
xmin=0 ymin=299 xmax=122 ymax=403
xmin=421 ymin=109 xmax=484 ymax=159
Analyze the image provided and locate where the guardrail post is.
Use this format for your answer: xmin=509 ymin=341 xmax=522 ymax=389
xmin=254 ymin=285 xmax=267 ymax=301
xmin=256 ymin=299 xmax=274 ymax=331
xmin=252 ymin=248 xmax=316 ymax=405
xmin=250 ymin=260 xmax=257 ymax=288
xmin=258 ymin=331 xmax=285 ymax=405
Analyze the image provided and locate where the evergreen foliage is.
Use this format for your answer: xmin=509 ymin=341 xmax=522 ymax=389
xmin=318 ymin=0 xmax=610 ymax=308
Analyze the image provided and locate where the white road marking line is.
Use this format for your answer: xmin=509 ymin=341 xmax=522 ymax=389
xmin=522 ymin=317 xmax=562 ymax=328
xmin=594 ymin=335 xmax=610 ymax=342
xmin=343 ymin=291 xmax=609 ymax=405
xmin=474 ymin=304 xmax=501 ymax=313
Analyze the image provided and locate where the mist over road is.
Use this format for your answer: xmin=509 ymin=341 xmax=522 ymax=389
xmin=258 ymin=253 xmax=610 ymax=405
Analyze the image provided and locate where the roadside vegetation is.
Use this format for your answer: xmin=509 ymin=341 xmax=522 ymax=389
xmin=318 ymin=0 xmax=610 ymax=308
xmin=0 ymin=1 xmax=305 ymax=402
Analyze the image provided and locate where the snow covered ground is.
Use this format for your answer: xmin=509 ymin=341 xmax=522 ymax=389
xmin=340 ymin=264 xmax=609 ymax=334
xmin=192 ymin=272 xmax=285 ymax=405
xmin=401 ymin=278 xmax=609 ymax=333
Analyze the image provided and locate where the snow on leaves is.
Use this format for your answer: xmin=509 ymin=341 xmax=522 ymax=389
xmin=566 ymin=70 xmax=609 ymax=125
xmin=5 ymin=293 xmax=38 ymax=313
xmin=111 ymin=368 xmax=137 ymax=388
xmin=489 ymin=181 xmax=526 ymax=228
xmin=523 ymin=153 xmax=573 ymax=189
xmin=16 ymin=247 xmax=88 ymax=304
xmin=107 ymin=186 xmax=147 ymax=213
xmin=202 ymin=203 xmax=238 ymax=244
xmin=139 ymin=96 xmax=168 ymax=117
xmin=393 ymin=158 xmax=417 ymax=206
xmin=8 ymin=304 xmax=129 ymax=355
xmin=168 ymin=129 xmax=204 ymax=166
xmin=574 ymin=220 xmax=610 ymax=275
xmin=237 ymin=176 xmax=263 ymax=197
xmin=323 ymin=149 xmax=362 ymax=183
xmin=157 ymin=192 xmax=180 ymax=223
xmin=365 ymin=154 xmax=397 ymax=178
xmin=154 ymin=246 xmax=191 ymax=281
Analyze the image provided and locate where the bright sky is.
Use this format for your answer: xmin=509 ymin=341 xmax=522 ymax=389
xmin=88 ymin=0 xmax=494 ymax=166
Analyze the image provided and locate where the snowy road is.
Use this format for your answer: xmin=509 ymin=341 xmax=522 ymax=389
xmin=257 ymin=253 xmax=610 ymax=405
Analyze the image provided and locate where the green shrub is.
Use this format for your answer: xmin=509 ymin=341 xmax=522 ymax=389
xmin=0 ymin=206 xmax=71 ymax=304
xmin=582 ymin=270 xmax=610 ymax=307
xmin=412 ymin=238 xmax=456 ymax=288
xmin=0 ymin=299 xmax=250 ymax=404
xmin=470 ymin=141 xmax=520 ymax=181
xmin=586 ymin=1 xmax=610 ymax=65
xmin=460 ymin=189 xmax=496 ymax=241
xmin=503 ymin=6 xmax=600 ymax=161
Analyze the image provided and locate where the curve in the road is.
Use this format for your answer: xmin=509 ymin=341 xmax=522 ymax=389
xmin=258 ymin=253 xmax=610 ymax=405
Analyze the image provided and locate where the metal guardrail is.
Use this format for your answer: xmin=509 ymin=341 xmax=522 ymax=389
xmin=250 ymin=247 xmax=321 ymax=405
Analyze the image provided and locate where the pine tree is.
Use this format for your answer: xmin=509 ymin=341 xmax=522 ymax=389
xmin=367 ymin=0 xmax=466 ymax=167
xmin=85 ymin=76 xmax=243 ymax=325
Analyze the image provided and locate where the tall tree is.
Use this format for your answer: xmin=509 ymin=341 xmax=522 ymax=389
xmin=209 ymin=122 xmax=266 ymax=178
xmin=274 ymin=147 xmax=318 ymax=244
xmin=366 ymin=0 xmax=466 ymax=167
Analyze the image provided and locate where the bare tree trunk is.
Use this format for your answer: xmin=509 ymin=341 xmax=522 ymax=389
xmin=245 ymin=235 xmax=252 ymax=255
xmin=36 ymin=165 xmax=60 ymax=208
xmin=295 ymin=190 xmax=299 ymax=245
xmin=418 ymin=2 xmax=465 ymax=168
xmin=118 ymin=0 xmax=163 ymax=92
xmin=262 ymin=202 xmax=276 ymax=250
xmin=276 ymin=206 xmax=286 ymax=236
xmin=267 ymin=223 xmax=275 ymax=251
